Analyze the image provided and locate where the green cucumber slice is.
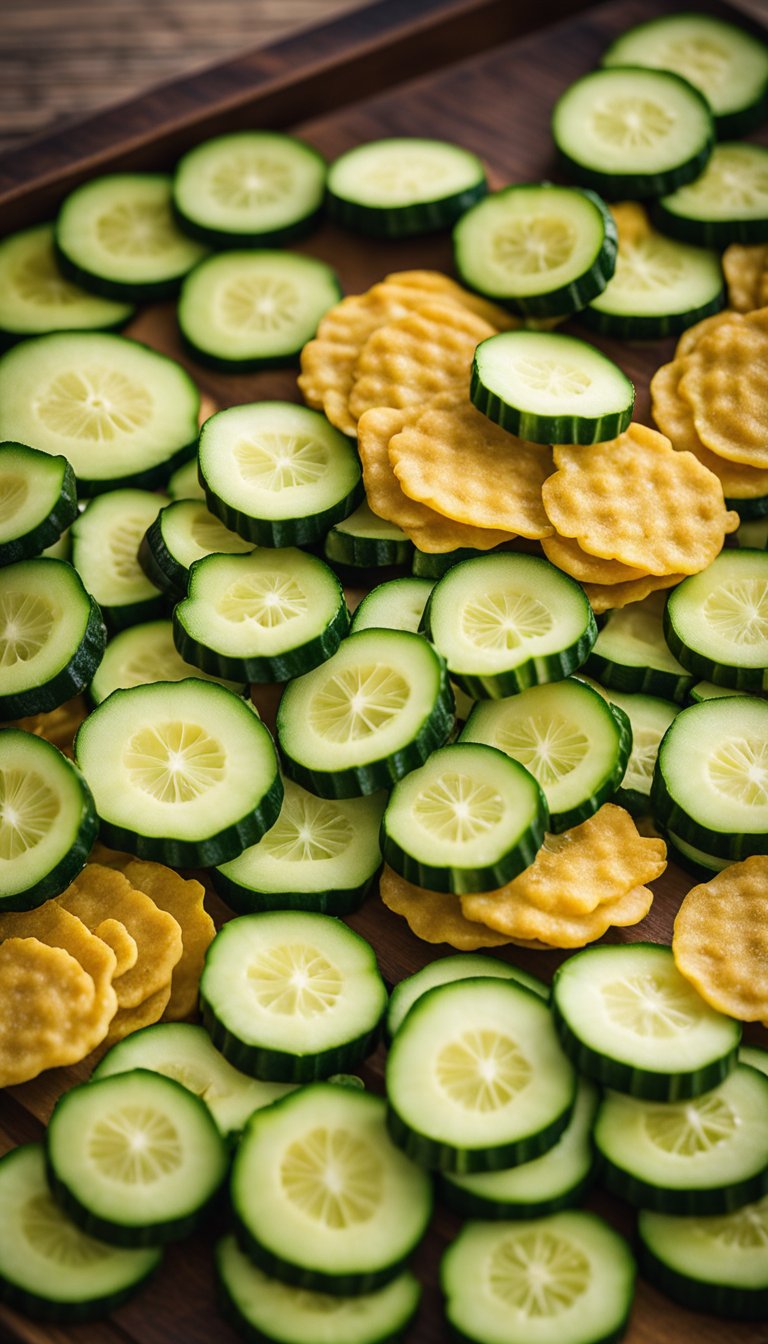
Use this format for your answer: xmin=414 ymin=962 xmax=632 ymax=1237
xmin=386 ymin=953 xmax=548 ymax=1040
xmin=200 ymin=911 xmax=386 ymax=1082
xmin=324 ymin=500 xmax=412 ymax=569
xmin=231 ymin=1083 xmax=432 ymax=1293
xmin=584 ymin=589 xmax=694 ymax=702
xmin=441 ymin=1211 xmax=636 ymax=1344
xmin=386 ymin=977 xmax=576 ymax=1173
xmin=89 ymin=619 xmax=245 ymax=704
xmin=552 ymin=66 xmax=714 ymax=198
xmin=0 ymin=442 xmax=77 ymax=566
xmin=453 ymin=183 xmax=617 ymax=318
xmin=139 ymin=498 xmax=252 ymax=600
xmin=654 ymin=143 xmax=768 ymax=246
xmin=350 ymin=577 xmax=434 ymax=635
xmin=552 ymin=944 xmax=741 ymax=1101
xmin=173 ymin=131 xmax=326 ymax=246
xmin=0 ymin=223 xmax=133 ymax=342
xmin=198 ymin=401 xmax=362 ymax=546
xmin=423 ymin=552 xmax=597 ymax=699
xmin=167 ymin=455 xmax=205 ymax=501
xmin=740 ymin=1044 xmax=768 ymax=1077
xmin=326 ymin=137 xmax=486 ymax=238
xmin=0 ymin=1145 xmax=161 ymax=1322
xmin=217 ymin=1235 xmax=420 ymax=1344
xmin=46 ymin=1070 xmax=228 ymax=1245
xmin=736 ymin=516 xmax=768 ymax=549
xmin=0 ymin=557 xmax=106 ymax=719
xmin=0 ymin=728 xmax=97 ymax=911
xmin=381 ymin=742 xmax=547 ymax=893
xmin=55 ymin=173 xmax=206 ymax=301
xmin=0 ymin=332 xmax=199 ymax=495
xmin=412 ymin=546 xmax=486 ymax=579
xmin=461 ymin=677 xmax=631 ymax=831
xmin=178 ymin=251 xmax=341 ymax=370
xmin=664 ymin=829 xmax=730 ymax=880
xmin=585 ymin=680 xmax=679 ymax=815
xmin=173 ymin=548 xmax=349 ymax=683
xmin=651 ymin=695 xmax=768 ymax=858
xmin=602 ymin=12 xmax=768 ymax=137
xmin=594 ymin=1064 xmax=768 ymax=1213
xmin=471 ymin=329 xmax=634 ymax=444
xmin=639 ymin=1195 xmax=768 ymax=1320
xmin=212 ymin=780 xmax=385 ymax=916
xmin=72 ymin=488 xmax=166 ymax=632
xmin=75 ymin=679 xmax=282 ymax=866
xmin=276 ymin=628 xmax=453 ymax=798
xmin=664 ymin=549 xmax=768 ymax=689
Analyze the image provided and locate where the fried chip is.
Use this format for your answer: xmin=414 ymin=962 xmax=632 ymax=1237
xmin=541 ymin=532 xmax=646 ymax=584
xmin=380 ymin=865 xmax=513 ymax=950
xmin=93 ymin=918 xmax=138 ymax=978
xmin=383 ymin=270 xmax=518 ymax=330
xmin=2 ymin=695 xmax=89 ymax=759
xmin=673 ymin=855 xmax=768 ymax=1021
xmin=722 ymin=244 xmax=768 ymax=313
xmin=679 ymin=321 xmax=768 ymax=469
xmin=58 ymin=863 xmax=182 ymax=1010
xmin=121 ymin=859 xmax=215 ymax=1021
xmin=0 ymin=938 xmax=98 ymax=1086
xmin=583 ymin=571 xmax=686 ymax=614
xmin=357 ymin=405 xmax=516 ymax=553
xmin=542 ymin=423 xmax=739 ymax=576
xmin=676 ymin=309 xmax=742 ymax=357
xmin=349 ymin=300 xmax=495 ymax=422
xmin=460 ymin=882 xmax=654 ymax=947
xmin=651 ymin=360 xmax=768 ymax=500
xmin=387 ymin=389 xmax=553 ymax=538
xmin=103 ymin=982 xmax=173 ymax=1047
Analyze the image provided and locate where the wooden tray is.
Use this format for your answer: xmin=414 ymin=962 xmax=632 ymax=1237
xmin=1 ymin=0 xmax=767 ymax=1339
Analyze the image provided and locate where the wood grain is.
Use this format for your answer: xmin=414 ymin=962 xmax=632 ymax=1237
xmin=0 ymin=0 xmax=767 ymax=1341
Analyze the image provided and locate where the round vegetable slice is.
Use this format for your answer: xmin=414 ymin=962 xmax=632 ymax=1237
xmin=639 ymin=1195 xmax=768 ymax=1320
xmin=654 ymin=143 xmax=768 ymax=247
xmin=386 ymin=953 xmax=548 ymax=1039
xmin=326 ymin=137 xmax=487 ymax=237
xmin=664 ymin=548 xmax=768 ymax=689
xmin=0 ymin=223 xmax=133 ymax=341
xmin=0 ymin=442 xmax=77 ymax=567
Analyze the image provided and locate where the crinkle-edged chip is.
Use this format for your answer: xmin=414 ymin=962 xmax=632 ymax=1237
xmin=103 ymin=982 xmax=172 ymax=1047
xmin=584 ymin=571 xmax=686 ymax=614
xmin=2 ymin=696 xmax=89 ymax=759
xmin=651 ymin=361 xmax=768 ymax=499
xmin=0 ymin=938 xmax=98 ymax=1085
xmin=541 ymin=532 xmax=646 ymax=584
xmin=383 ymin=270 xmax=518 ymax=330
xmin=357 ymin=405 xmax=516 ymax=553
xmin=460 ymin=882 xmax=653 ymax=947
xmin=673 ymin=855 xmax=768 ymax=1021
xmin=679 ymin=322 xmax=768 ymax=469
xmin=349 ymin=300 xmax=495 ymax=422
xmin=543 ymin=423 xmax=739 ymax=576
xmin=723 ymin=244 xmax=768 ymax=313
xmin=676 ymin=309 xmax=743 ymax=357
xmin=387 ymin=389 xmax=553 ymax=539
xmin=58 ymin=863 xmax=182 ymax=1010
xmin=380 ymin=864 xmax=513 ymax=950
xmin=93 ymin=918 xmax=138 ymax=978
xmin=121 ymin=859 xmax=215 ymax=1021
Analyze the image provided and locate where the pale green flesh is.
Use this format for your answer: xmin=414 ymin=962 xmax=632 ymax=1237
xmin=167 ymin=456 xmax=206 ymax=501
xmin=90 ymin=620 xmax=244 ymax=703
xmin=174 ymin=132 xmax=326 ymax=234
xmin=387 ymin=955 xmax=548 ymax=1038
xmin=476 ymin=331 xmax=632 ymax=422
xmin=0 ymin=444 xmax=68 ymax=545
xmin=640 ymin=1194 xmax=768 ymax=1290
xmin=660 ymin=697 xmax=768 ymax=836
xmin=0 ymin=558 xmax=90 ymax=694
xmin=0 ymin=731 xmax=88 ymax=898
xmin=740 ymin=1046 xmax=768 ymax=1078
xmin=590 ymin=227 xmax=721 ymax=317
xmin=660 ymin=144 xmax=768 ymax=221
xmin=350 ymin=578 xmax=434 ymax=635
xmin=667 ymin=550 xmax=768 ymax=671
xmin=737 ymin=518 xmax=768 ymax=550
xmin=0 ymin=223 xmax=132 ymax=333
xmin=73 ymin=489 xmax=165 ymax=607
xmin=158 ymin=500 xmax=253 ymax=569
xmin=331 ymin=499 xmax=407 ymax=542
xmin=57 ymin=174 xmax=206 ymax=284
xmin=593 ymin=591 xmax=688 ymax=674
xmin=328 ymin=138 xmax=484 ymax=208
xmin=587 ymin=682 xmax=678 ymax=798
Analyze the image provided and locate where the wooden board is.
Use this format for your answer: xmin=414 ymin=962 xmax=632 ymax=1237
xmin=1 ymin=0 xmax=767 ymax=1339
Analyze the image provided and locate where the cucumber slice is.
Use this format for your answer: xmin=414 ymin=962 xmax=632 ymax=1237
xmin=602 ymin=12 xmax=768 ymax=137
xmin=231 ymin=1083 xmax=432 ymax=1293
xmin=737 ymin=516 xmax=768 ymax=549
xmin=276 ymin=628 xmax=453 ymax=798
xmin=689 ymin=680 xmax=742 ymax=702
xmin=651 ymin=695 xmax=768 ymax=858
xmin=552 ymin=66 xmax=714 ymax=198
xmin=0 ymin=223 xmax=133 ymax=342
xmin=0 ymin=557 xmax=106 ymax=719
xmin=0 ymin=442 xmax=77 ymax=566
xmin=0 ymin=332 xmax=199 ymax=495
xmin=412 ymin=545 xmax=486 ymax=579
xmin=199 ymin=401 xmax=362 ymax=547
xmin=91 ymin=1022 xmax=294 ymax=1139
xmin=75 ymin=679 xmax=282 ymax=866
xmin=351 ymin=577 xmax=434 ymax=635
xmin=326 ymin=137 xmax=486 ymax=238
xmin=639 ymin=1194 xmax=768 ymax=1320
xmin=664 ymin=549 xmax=768 ymax=689
xmin=740 ymin=1044 xmax=768 ymax=1077
xmin=324 ymin=500 xmax=412 ymax=569
xmin=664 ymin=829 xmax=730 ymax=880
xmin=0 ymin=728 xmax=97 ymax=911
xmin=55 ymin=173 xmax=206 ymax=301
xmin=46 ymin=1070 xmax=228 ymax=1244
xmin=585 ymin=681 xmax=679 ymax=814
xmin=594 ymin=1064 xmax=768 ymax=1213
xmin=178 ymin=251 xmax=341 ymax=371
xmin=471 ymin=329 xmax=634 ymax=444
xmin=72 ymin=488 xmax=166 ymax=631
xmin=386 ymin=977 xmax=576 ymax=1173
xmin=441 ymin=1078 xmax=598 ymax=1220
xmin=655 ymin=143 xmax=768 ymax=246
xmin=387 ymin=953 xmax=548 ymax=1040
xmin=167 ymin=454 xmax=205 ymax=501
xmin=173 ymin=548 xmax=349 ymax=683
xmin=461 ymin=678 xmax=631 ymax=831
xmin=89 ymin=619 xmax=245 ymax=704
xmin=212 ymin=780 xmax=385 ymax=916
xmin=584 ymin=589 xmax=694 ymax=702
xmin=423 ymin=552 xmax=597 ymax=699
xmin=453 ymin=183 xmax=617 ymax=318
xmin=200 ymin=911 xmax=386 ymax=1081
xmin=0 ymin=1145 xmax=161 ymax=1322
xmin=552 ymin=944 xmax=741 ymax=1101
xmin=441 ymin=1211 xmax=635 ymax=1344
xmin=139 ymin=498 xmax=252 ymax=600
xmin=173 ymin=131 xmax=326 ymax=246
xmin=217 ymin=1234 xmax=420 ymax=1344
xmin=381 ymin=742 xmax=547 ymax=893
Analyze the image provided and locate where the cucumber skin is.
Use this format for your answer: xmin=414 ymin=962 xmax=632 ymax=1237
xmin=53 ymin=238 xmax=192 ymax=304
xmin=0 ymin=753 xmax=98 ymax=913
xmin=423 ymin=610 xmax=598 ymax=701
xmin=439 ymin=1162 xmax=595 ymax=1221
xmin=324 ymin=527 xmax=413 ymax=570
xmin=172 ymin=200 xmax=324 ymax=251
xmin=326 ymin=180 xmax=487 ymax=240
xmin=0 ymin=1255 xmax=161 ymax=1324
xmin=202 ymin=1001 xmax=383 ymax=1084
xmin=0 ymin=593 xmax=107 ymax=720
xmin=663 ymin=833 xmax=723 ymax=881
xmin=210 ymin=866 xmax=379 ymax=917
xmin=664 ymin=600 xmax=768 ymax=692
xmin=726 ymin=491 xmax=768 ymax=521
xmin=470 ymin=358 xmax=634 ymax=446
xmin=202 ymin=476 xmax=364 ymax=548
xmin=386 ymin=1094 xmax=574 ymax=1175
xmin=652 ymin=200 xmax=768 ymax=249
xmin=583 ymin=649 xmax=694 ymax=705
xmin=596 ymin=1147 xmax=768 ymax=1216
xmin=638 ymin=1236 xmax=768 ymax=1322
xmin=45 ymin=1155 xmax=220 ymax=1248
xmin=231 ymin=1211 xmax=415 ymax=1298
xmin=582 ymin=286 xmax=725 ymax=341
xmin=0 ymin=456 xmax=78 ymax=568
xmin=380 ymin=796 xmax=547 ymax=895
xmin=78 ymin=439 xmax=198 ymax=499
xmin=412 ymin=548 xmax=485 ymax=579
xmin=138 ymin=517 xmax=189 ymax=601
xmin=650 ymin=762 xmax=768 ymax=860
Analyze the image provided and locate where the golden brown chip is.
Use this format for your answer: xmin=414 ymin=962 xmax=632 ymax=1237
xmin=2 ymin=695 xmax=89 ymax=758
xmin=0 ymin=938 xmax=98 ymax=1086
xmin=676 ymin=309 xmax=742 ymax=357
xmin=583 ymin=571 xmax=686 ymax=614
xmin=58 ymin=863 xmax=182 ymax=1010
xmin=542 ymin=423 xmax=739 ymax=576
xmin=460 ymin=882 xmax=653 ymax=947
xmin=348 ymin=300 xmax=495 ymax=422
xmin=121 ymin=859 xmax=215 ymax=1021
xmin=673 ymin=856 xmax=768 ymax=1021
xmin=103 ymin=982 xmax=173 ymax=1046
xmin=651 ymin=360 xmax=768 ymax=500
xmin=541 ymin=532 xmax=646 ymax=584
xmin=380 ymin=865 xmax=513 ymax=950
xmin=387 ymin=389 xmax=553 ymax=539
xmin=679 ymin=321 xmax=768 ymax=469
xmin=93 ymin=918 xmax=138 ymax=978
xmin=722 ymin=245 xmax=768 ymax=313
xmin=383 ymin=270 xmax=518 ymax=330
